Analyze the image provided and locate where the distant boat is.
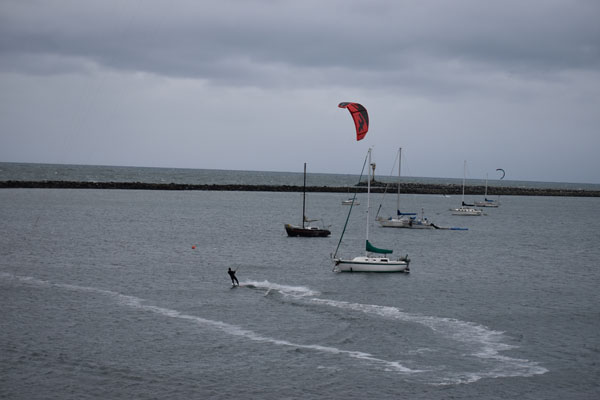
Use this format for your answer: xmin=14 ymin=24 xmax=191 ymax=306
xmin=376 ymin=148 xmax=436 ymax=229
xmin=342 ymin=187 xmax=360 ymax=205
xmin=451 ymin=160 xmax=483 ymax=216
xmin=332 ymin=148 xmax=410 ymax=272
xmin=382 ymin=208 xmax=468 ymax=229
xmin=451 ymin=206 xmax=482 ymax=216
xmin=284 ymin=163 xmax=331 ymax=237
xmin=474 ymin=173 xmax=500 ymax=208
xmin=342 ymin=198 xmax=360 ymax=205
xmin=376 ymin=149 xmax=466 ymax=230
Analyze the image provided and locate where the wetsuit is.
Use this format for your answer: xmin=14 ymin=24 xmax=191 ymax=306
xmin=228 ymin=268 xmax=239 ymax=286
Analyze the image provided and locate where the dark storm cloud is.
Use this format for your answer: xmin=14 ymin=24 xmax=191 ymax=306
xmin=2 ymin=0 xmax=598 ymax=89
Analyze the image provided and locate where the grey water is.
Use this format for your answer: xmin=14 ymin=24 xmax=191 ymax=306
xmin=1 ymin=166 xmax=600 ymax=399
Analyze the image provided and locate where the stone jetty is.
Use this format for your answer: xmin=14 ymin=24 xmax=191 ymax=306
xmin=1 ymin=180 xmax=598 ymax=197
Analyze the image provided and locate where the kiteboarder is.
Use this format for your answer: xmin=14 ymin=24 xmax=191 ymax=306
xmin=227 ymin=268 xmax=239 ymax=286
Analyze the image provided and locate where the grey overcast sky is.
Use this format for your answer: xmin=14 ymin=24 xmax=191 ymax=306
xmin=1 ymin=0 xmax=599 ymax=183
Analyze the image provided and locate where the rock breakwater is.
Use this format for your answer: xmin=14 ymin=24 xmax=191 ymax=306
xmin=1 ymin=180 xmax=599 ymax=197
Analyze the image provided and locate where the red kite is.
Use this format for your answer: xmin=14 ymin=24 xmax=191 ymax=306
xmin=338 ymin=102 xmax=369 ymax=141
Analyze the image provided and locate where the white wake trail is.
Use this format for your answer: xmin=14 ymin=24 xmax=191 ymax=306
xmin=242 ymin=279 xmax=549 ymax=383
xmin=1 ymin=273 xmax=418 ymax=374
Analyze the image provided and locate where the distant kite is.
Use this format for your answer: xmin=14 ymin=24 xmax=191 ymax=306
xmin=338 ymin=102 xmax=369 ymax=141
xmin=496 ymin=168 xmax=505 ymax=179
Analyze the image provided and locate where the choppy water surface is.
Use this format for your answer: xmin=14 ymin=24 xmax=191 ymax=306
xmin=1 ymin=183 xmax=599 ymax=398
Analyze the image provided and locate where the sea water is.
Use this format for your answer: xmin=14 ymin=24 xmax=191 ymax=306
xmin=1 ymin=167 xmax=599 ymax=399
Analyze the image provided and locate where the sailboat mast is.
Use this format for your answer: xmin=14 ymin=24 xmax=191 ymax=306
xmin=462 ymin=160 xmax=466 ymax=204
xmin=302 ymin=162 xmax=306 ymax=229
xmin=484 ymin=173 xmax=488 ymax=198
xmin=397 ymin=147 xmax=402 ymax=214
xmin=366 ymin=148 xmax=372 ymax=255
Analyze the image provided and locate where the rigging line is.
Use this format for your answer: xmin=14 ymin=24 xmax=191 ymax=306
xmin=374 ymin=149 xmax=400 ymax=219
xmin=391 ymin=148 xmax=420 ymax=213
xmin=332 ymin=150 xmax=369 ymax=260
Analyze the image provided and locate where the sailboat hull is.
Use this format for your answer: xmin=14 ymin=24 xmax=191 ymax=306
xmin=332 ymin=148 xmax=411 ymax=273
xmin=342 ymin=199 xmax=360 ymax=205
xmin=284 ymin=224 xmax=331 ymax=237
xmin=285 ymin=163 xmax=331 ymax=238
xmin=474 ymin=201 xmax=499 ymax=208
xmin=450 ymin=207 xmax=482 ymax=216
xmin=379 ymin=218 xmax=435 ymax=229
xmin=334 ymin=256 xmax=410 ymax=272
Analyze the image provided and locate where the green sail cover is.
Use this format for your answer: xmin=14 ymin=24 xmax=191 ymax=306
xmin=366 ymin=240 xmax=393 ymax=254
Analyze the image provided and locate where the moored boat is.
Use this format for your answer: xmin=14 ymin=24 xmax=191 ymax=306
xmin=333 ymin=148 xmax=410 ymax=272
xmin=342 ymin=198 xmax=360 ymax=205
xmin=284 ymin=163 xmax=331 ymax=237
xmin=450 ymin=161 xmax=483 ymax=216
xmin=451 ymin=206 xmax=483 ymax=216
xmin=474 ymin=173 xmax=499 ymax=208
xmin=285 ymin=223 xmax=331 ymax=237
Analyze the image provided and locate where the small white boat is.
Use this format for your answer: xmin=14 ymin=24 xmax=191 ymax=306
xmin=451 ymin=161 xmax=483 ymax=216
xmin=474 ymin=173 xmax=499 ymax=208
xmin=335 ymin=253 xmax=410 ymax=272
xmin=376 ymin=148 xmax=443 ymax=229
xmin=380 ymin=212 xmax=436 ymax=228
xmin=333 ymin=148 xmax=410 ymax=273
xmin=474 ymin=199 xmax=499 ymax=208
xmin=451 ymin=206 xmax=483 ymax=216
xmin=342 ymin=198 xmax=360 ymax=205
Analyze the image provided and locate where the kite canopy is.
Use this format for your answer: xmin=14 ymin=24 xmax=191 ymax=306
xmin=338 ymin=102 xmax=369 ymax=141
xmin=496 ymin=168 xmax=505 ymax=179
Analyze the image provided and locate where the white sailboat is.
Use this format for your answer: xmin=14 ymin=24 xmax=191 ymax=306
xmin=474 ymin=173 xmax=499 ymax=208
xmin=451 ymin=160 xmax=483 ymax=216
xmin=332 ymin=148 xmax=410 ymax=272
xmin=377 ymin=148 xmax=437 ymax=229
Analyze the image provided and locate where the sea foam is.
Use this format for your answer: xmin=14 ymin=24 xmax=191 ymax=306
xmin=1 ymin=273 xmax=417 ymax=375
